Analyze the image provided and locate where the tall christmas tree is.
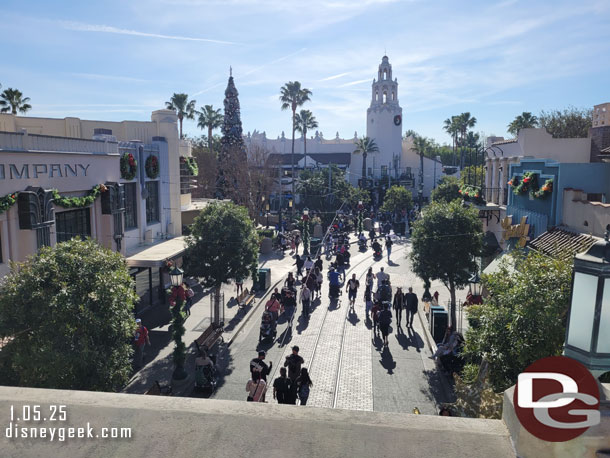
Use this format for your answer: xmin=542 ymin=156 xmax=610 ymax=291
xmin=216 ymin=68 xmax=249 ymax=205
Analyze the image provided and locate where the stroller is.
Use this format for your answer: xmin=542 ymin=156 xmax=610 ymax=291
xmin=259 ymin=310 xmax=277 ymax=342
xmin=195 ymin=352 xmax=217 ymax=391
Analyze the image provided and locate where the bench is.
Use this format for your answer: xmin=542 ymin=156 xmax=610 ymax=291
xmin=236 ymin=288 xmax=255 ymax=309
xmin=194 ymin=322 xmax=224 ymax=353
xmin=145 ymin=380 xmax=172 ymax=396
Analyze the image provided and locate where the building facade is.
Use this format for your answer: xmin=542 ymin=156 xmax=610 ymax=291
xmin=246 ymin=55 xmax=444 ymax=206
xmin=0 ymin=110 xmax=194 ymax=313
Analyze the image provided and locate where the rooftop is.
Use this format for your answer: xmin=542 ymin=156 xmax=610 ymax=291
xmin=528 ymin=227 xmax=599 ymax=260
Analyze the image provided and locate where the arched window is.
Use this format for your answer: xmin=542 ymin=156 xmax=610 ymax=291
xmin=383 ymin=92 xmax=387 ymax=104
xmin=392 ymin=91 xmax=396 ymax=101
xmin=375 ymin=91 xmax=379 ymax=101
xmin=383 ymin=69 xmax=387 ymax=80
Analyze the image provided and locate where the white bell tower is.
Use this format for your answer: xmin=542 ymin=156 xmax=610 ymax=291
xmin=365 ymin=55 xmax=403 ymax=180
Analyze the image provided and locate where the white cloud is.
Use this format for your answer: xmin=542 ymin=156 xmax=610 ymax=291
xmin=61 ymin=21 xmax=238 ymax=45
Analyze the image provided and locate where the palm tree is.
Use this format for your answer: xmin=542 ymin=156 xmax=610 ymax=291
xmin=197 ymin=104 xmax=223 ymax=156
xmin=295 ymin=109 xmax=318 ymax=169
xmin=165 ymin=93 xmax=196 ymax=139
xmin=443 ymin=116 xmax=460 ymax=166
xmin=412 ymin=135 xmax=431 ymax=208
xmin=457 ymin=112 xmax=477 ymax=169
xmin=507 ymin=112 xmax=539 ymax=136
xmin=0 ymin=88 xmax=32 ymax=115
xmin=353 ymin=136 xmax=379 ymax=188
xmin=279 ymin=81 xmax=312 ymax=213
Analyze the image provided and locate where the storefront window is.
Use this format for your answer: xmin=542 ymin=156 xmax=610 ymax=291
xmin=145 ymin=181 xmax=159 ymax=224
xmin=124 ymin=183 xmax=138 ymax=230
xmin=56 ymin=208 xmax=91 ymax=243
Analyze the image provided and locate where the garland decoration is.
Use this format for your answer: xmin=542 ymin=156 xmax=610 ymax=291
xmin=120 ymin=153 xmax=137 ymax=180
xmin=145 ymin=155 xmax=160 ymax=179
xmin=512 ymin=171 xmax=537 ymax=195
xmin=52 ymin=184 xmax=105 ymax=208
xmin=0 ymin=193 xmax=17 ymax=215
xmin=181 ymin=156 xmax=199 ymax=177
xmin=534 ymin=178 xmax=553 ymax=199
xmin=458 ymin=185 xmax=485 ymax=205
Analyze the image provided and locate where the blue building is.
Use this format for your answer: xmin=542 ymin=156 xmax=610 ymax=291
xmin=506 ymin=159 xmax=610 ymax=239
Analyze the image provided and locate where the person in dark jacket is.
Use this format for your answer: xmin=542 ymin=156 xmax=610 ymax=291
xmin=378 ymin=303 xmax=393 ymax=346
xmin=294 ymin=255 xmax=304 ymax=277
xmin=405 ymin=287 xmax=419 ymax=327
xmin=392 ymin=287 xmax=405 ymax=329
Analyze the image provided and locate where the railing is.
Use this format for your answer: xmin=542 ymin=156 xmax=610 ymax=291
xmin=180 ymin=161 xmax=197 ymax=195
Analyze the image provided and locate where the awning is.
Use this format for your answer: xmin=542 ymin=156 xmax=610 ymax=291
xmin=126 ymin=236 xmax=187 ymax=268
xmin=483 ymin=251 xmax=515 ymax=276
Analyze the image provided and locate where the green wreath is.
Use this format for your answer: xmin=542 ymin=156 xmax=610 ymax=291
xmin=534 ymin=178 xmax=553 ymax=199
xmin=145 ymin=155 xmax=160 ymax=179
xmin=120 ymin=153 xmax=137 ymax=180
xmin=0 ymin=192 xmax=17 ymax=215
xmin=512 ymin=171 xmax=537 ymax=195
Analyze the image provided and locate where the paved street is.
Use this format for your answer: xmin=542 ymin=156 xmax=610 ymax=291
xmin=208 ymin=237 xmax=463 ymax=414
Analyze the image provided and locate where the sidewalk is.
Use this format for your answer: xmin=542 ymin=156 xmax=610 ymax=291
xmin=123 ymin=249 xmax=300 ymax=395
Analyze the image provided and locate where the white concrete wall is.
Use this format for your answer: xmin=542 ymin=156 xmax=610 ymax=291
xmin=562 ymin=188 xmax=610 ymax=237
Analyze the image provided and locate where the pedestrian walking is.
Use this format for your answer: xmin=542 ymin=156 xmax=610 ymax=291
xmin=364 ymin=286 xmax=373 ymax=320
xmin=294 ymin=255 xmax=304 ymax=277
xmin=273 ymin=367 xmax=292 ymax=404
xmin=405 ymin=287 xmax=419 ymax=327
xmin=315 ymin=267 xmax=323 ymax=299
xmin=385 ymin=235 xmax=393 ymax=261
xmin=133 ymin=318 xmax=150 ymax=369
xmin=379 ymin=279 xmax=392 ymax=303
xmin=304 ymin=256 xmax=314 ymax=274
xmin=284 ymin=345 xmax=305 ymax=382
xmin=393 ymin=287 xmax=404 ymax=329
xmin=300 ymin=283 xmax=311 ymax=317
xmin=365 ymin=267 xmax=374 ymax=296
xmin=376 ymin=267 xmax=389 ymax=290
xmin=371 ymin=301 xmax=381 ymax=334
xmin=250 ymin=350 xmax=272 ymax=382
xmin=378 ymin=303 xmax=393 ymax=346
xmin=314 ymin=256 xmax=323 ymax=273
xmin=246 ymin=371 xmax=267 ymax=402
xmin=235 ymin=276 xmax=244 ymax=297
xmin=346 ymin=273 xmax=360 ymax=308
xmin=295 ymin=234 xmax=301 ymax=254
xmin=183 ymin=283 xmax=195 ymax=316
xmin=296 ymin=368 xmax=313 ymax=406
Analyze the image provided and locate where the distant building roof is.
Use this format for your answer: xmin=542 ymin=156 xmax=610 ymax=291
xmin=267 ymin=153 xmax=351 ymax=166
xmin=492 ymin=138 xmax=517 ymax=146
xmin=528 ymin=227 xmax=599 ymax=260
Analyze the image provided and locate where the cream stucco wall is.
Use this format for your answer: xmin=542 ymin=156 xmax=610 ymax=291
xmin=562 ymin=189 xmax=610 ymax=237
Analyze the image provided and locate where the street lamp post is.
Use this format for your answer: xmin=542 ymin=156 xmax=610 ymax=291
xmin=265 ymin=202 xmax=270 ymax=229
xmin=302 ymin=207 xmax=310 ymax=256
xmin=168 ymin=264 xmax=187 ymax=381
xmin=357 ymin=200 xmax=364 ymax=234
xmin=564 ymin=226 xmax=610 ymax=378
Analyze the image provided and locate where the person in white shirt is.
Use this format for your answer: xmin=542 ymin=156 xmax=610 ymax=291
xmin=376 ymin=267 xmax=389 ymax=290
xmin=304 ymin=256 xmax=314 ymax=273
xmin=300 ymin=284 xmax=311 ymax=316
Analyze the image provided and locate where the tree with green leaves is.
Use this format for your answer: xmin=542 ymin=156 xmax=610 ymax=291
xmin=0 ymin=88 xmax=32 ymax=115
xmin=431 ymin=176 xmax=461 ymax=203
xmin=353 ymin=136 xmax=379 ymax=187
xmin=464 ymin=251 xmax=572 ymax=392
xmin=410 ymin=200 xmax=482 ymax=325
xmin=280 ymin=81 xmax=312 ymax=213
xmin=456 ymin=112 xmax=477 ymax=169
xmin=295 ymin=109 xmax=318 ymax=168
xmin=507 ymin=112 xmax=539 ymax=136
xmin=184 ymin=202 xmax=259 ymax=324
xmin=298 ymin=165 xmax=353 ymax=227
xmin=443 ymin=116 xmax=460 ymax=166
xmin=381 ymin=185 xmax=413 ymax=216
xmin=460 ymin=165 xmax=486 ymax=189
xmin=197 ymin=104 xmax=223 ymax=156
xmin=539 ymin=106 xmax=592 ymax=138
xmin=0 ymin=239 xmax=138 ymax=391
xmin=165 ymin=93 xmax=196 ymax=139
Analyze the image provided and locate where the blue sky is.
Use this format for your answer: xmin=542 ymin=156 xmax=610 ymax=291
xmin=1 ymin=0 xmax=609 ymax=145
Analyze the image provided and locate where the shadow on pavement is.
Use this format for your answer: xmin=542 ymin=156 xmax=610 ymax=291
xmin=347 ymin=307 xmax=360 ymax=326
xmin=295 ymin=313 xmax=310 ymax=334
xmin=421 ymin=367 xmax=456 ymax=405
xmin=379 ymin=346 xmax=396 ymax=375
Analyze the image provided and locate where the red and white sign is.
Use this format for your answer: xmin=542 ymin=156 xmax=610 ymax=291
xmin=514 ymin=356 xmax=600 ymax=442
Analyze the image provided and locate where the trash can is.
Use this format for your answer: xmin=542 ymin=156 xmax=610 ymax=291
xmin=256 ymin=268 xmax=271 ymax=291
xmin=393 ymin=222 xmax=406 ymax=236
xmin=430 ymin=305 xmax=449 ymax=343
xmin=309 ymin=237 xmax=322 ymax=254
